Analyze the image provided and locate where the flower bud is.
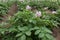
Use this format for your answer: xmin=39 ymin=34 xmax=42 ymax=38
xmin=52 ymin=11 xmax=56 ymax=14
xmin=26 ymin=5 xmax=31 ymax=10
xmin=35 ymin=11 xmax=42 ymax=17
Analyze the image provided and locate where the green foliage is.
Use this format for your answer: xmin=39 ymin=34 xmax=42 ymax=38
xmin=28 ymin=1 xmax=59 ymax=10
xmin=0 ymin=0 xmax=60 ymax=40
xmin=35 ymin=27 xmax=54 ymax=40
xmin=0 ymin=10 xmax=58 ymax=40
xmin=0 ymin=2 xmax=8 ymax=15
xmin=0 ymin=1 xmax=16 ymax=16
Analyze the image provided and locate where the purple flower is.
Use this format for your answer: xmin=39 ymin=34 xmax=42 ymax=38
xmin=35 ymin=11 xmax=42 ymax=17
xmin=26 ymin=5 xmax=31 ymax=10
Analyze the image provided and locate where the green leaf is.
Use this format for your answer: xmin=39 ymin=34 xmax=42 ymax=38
xmin=33 ymin=27 xmax=39 ymax=30
xmin=15 ymin=33 xmax=23 ymax=37
xmin=43 ymin=27 xmax=52 ymax=34
xmin=42 ymin=37 xmax=48 ymax=40
xmin=8 ymin=27 xmax=17 ymax=32
xmin=45 ymin=34 xmax=54 ymax=40
xmin=17 ymin=26 xmax=28 ymax=31
xmin=35 ymin=30 xmax=41 ymax=35
xmin=20 ymin=35 xmax=26 ymax=40
xmin=25 ymin=31 xmax=31 ymax=36
xmin=1 ymin=31 xmax=5 ymax=34
xmin=26 ymin=37 xmax=33 ymax=40
xmin=17 ymin=37 xmax=21 ymax=40
xmin=38 ymin=33 xmax=45 ymax=38
xmin=29 ymin=20 xmax=33 ymax=23
xmin=17 ymin=26 xmax=25 ymax=31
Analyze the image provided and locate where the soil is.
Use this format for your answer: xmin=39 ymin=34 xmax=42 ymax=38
xmin=0 ymin=2 xmax=18 ymax=28
xmin=0 ymin=2 xmax=18 ymax=22
xmin=52 ymin=27 xmax=60 ymax=40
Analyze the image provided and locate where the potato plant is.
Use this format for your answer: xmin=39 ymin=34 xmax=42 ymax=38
xmin=0 ymin=0 xmax=60 ymax=40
